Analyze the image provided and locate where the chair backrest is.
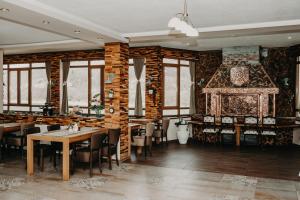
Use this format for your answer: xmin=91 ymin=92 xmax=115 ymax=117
xmin=47 ymin=124 xmax=61 ymax=131
xmin=244 ymin=116 xmax=258 ymax=125
xmin=203 ymin=115 xmax=215 ymax=123
xmin=145 ymin=123 xmax=155 ymax=137
xmin=108 ymin=128 xmax=121 ymax=145
xmin=221 ymin=116 xmax=234 ymax=124
xmin=24 ymin=127 xmax=41 ymax=136
xmin=20 ymin=123 xmax=35 ymax=136
xmin=90 ymin=132 xmax=107 ymax=150
xmin=162 ymin=118 xmax=170 ymax=132
xmin=0 ymin=126 xmax=4 ymax=141
xmin=263 ymin=116 xmax=276 ymax=125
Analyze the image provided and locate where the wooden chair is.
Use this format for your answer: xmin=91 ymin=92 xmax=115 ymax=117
xmin=242 ymin=116 xmax=259 ymax=146
xmin=47 ymin=124 xmax=61 ymax=168
xmin=5 ymin=123 xmax=35 ymax=158
xmin=132 ymin=123 xmax=155 ymax=159
xmin=153 ymin=118 xmax=170 ymax=145
xmin=220 ymin=116 xmax=235 ymax=145
xmin=261 ymin=116 xmax=277 ymax=147
xmin=72 ymin=132 xmax=107 ymax=177
xmin=0 ymin=126 xmax=4 ymax=162
xmin=100 ymin=128 xmax=121 ymax=170
xmin=202 ymin=115 xmax=219 ymax=144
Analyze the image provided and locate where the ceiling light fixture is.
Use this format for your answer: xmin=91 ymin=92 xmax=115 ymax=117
xmin=288 ymin=36 xmax=292 ymax=40
xmin=168 ymin=0 xmax=199 ymax=37
xmin=0 ymin=8 xmax=10 ymax=12
xmin=74 ymin=30 xmax=81 ymax=34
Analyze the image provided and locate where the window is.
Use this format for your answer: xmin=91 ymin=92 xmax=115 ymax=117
xmin=3 ymin=62 xmax=47 ymax=112
xmin=128 ymin=59 xmax=146 ymax=116
xmin=67 ymin=60 xmax=104 ymax=115
xmin=163 ymin=58 xmax=191 ymax=116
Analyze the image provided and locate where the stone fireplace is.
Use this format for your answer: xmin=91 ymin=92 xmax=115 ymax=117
xmin=203 ymin=46 xmax=279 ymax=119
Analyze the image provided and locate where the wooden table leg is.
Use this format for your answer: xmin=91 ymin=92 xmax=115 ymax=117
xmin=62 ymin=141 xmax=70 ymax=181
xmin=27 ymin=136 xmax=34 ymax=176
xmin=236 ymin=126 xmax=241 ymax=146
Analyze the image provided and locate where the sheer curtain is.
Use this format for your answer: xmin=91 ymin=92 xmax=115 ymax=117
xmin=133 ymin=58 xmax=145 ymax=116
xmin=45 ymin=61 xmax=51 ymax=104
xmin=61 ymin=61 xmax=70 ymax=114
xmin=189 ymin=61 xmax=196 ymax=115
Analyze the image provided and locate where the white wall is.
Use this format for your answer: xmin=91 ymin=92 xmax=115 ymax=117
xmin=0 ymin=49 xmax=3 ymax=113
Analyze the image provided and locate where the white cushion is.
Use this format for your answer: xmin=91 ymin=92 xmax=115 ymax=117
xmin=245 ymin=117 xmax=258 ymax=124
xmin=221 ymin=129 xmax=235 ymax=134
xmin=263 ymin=118 xmax=276 ymax=125
xmin=222 ymin=117 xmax=234 ymax=124
xmin=203 ymin=128 xmax=218 ymax=133
xmin=204 ymin=116 xmax=214 ymax=123
xmin=262 ymin=131 xmax=276 ymax=136
xmin=244 ymin=130 xmax=259 ymax=135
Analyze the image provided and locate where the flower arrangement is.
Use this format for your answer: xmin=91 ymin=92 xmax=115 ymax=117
xmin=90 ymin=93 xmax=104 ymax=117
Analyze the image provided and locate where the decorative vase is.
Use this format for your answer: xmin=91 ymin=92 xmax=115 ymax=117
xmin=177 ymin=125 xmax=189 ymax=144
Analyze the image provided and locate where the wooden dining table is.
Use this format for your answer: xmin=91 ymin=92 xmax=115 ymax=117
xmin=27 ymin=127 xmax=107 ymax=181
xmin=188 ymin=120 xmax=300 ymax=146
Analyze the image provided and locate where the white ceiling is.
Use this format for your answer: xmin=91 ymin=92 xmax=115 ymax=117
xmin=0 ymin=0 xmax=300 ymax=54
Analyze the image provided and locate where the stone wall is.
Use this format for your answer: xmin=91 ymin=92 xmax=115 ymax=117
xmin=104 ymin=43 xmax=129 ymax=161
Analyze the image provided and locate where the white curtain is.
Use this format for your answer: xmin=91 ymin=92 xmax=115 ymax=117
xmin=189 ymin=61 xmax=196 ymax=115
xmin=133 ymin=58 xmax=145 ymax=116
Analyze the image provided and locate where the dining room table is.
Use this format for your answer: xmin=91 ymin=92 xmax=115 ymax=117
xmin=27 ymin=127 xmax=107 ymax=181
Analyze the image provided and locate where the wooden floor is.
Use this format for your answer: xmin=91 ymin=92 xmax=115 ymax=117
xmin=128 ymin=142 xmax=300 ymax=181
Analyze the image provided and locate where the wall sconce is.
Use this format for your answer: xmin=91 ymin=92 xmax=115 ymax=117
xmin=108 ymin=89 xmax=114 ymax=99
xmin=197 ymin=78 xmax=205 ymax=87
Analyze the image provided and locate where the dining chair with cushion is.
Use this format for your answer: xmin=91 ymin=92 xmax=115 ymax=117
xmin=220 ymin=116 xmax=235 ymax=145
xmin=203 ymin=115 xmax=219 ymax=144
xmin=72 ymin=132 xmax=107 ymax=177
xmin=47 ymin=124 xmax=61 ymax=168
xmin=0 ymin=126 xmax=4 ymax=162
xmin=153 ymin=118 xmax=170 ymax=146
xmin=101 ymin=128 xmax=121 ymax=170
xmin=261 ymin=116 xmax=277 ymax=146
xmin=5 ymin=123 xmax=35 ymax=157
xmin=132 ymin=123 xmax=155 ymax=159
xmin=242 ymin=116 xmax=260 ymax=146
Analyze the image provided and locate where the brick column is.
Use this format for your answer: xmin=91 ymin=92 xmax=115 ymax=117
xmin=104 ymin=43 xmax=129 ymax=161
xmin=145 ymin=48 xmax=163 ymax=119
xmin=50 ymin=59 xmax=60 ymax=113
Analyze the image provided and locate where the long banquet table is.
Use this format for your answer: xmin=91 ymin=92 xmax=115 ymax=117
xmin=27 ymin=127 xmax=107 ymax=181
xmin=188 ymin=121 xmax=300 ymax=146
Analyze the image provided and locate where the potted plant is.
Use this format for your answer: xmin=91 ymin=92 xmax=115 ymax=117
xmin=90 ymin=93 xmax=104 ymax=118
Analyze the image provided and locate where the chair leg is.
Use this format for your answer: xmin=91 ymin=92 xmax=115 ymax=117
xmin=115 ymin=151 xmax=119 ymax=166
xmin=99 ymin=151 xmax=102 ymax=174
xmin=166 ymin=134 xmax=168 ymax=146
xmin=40 ymin=148 xmax=44 ymax=172
xmin=144 ymin=146 xmax=147 ymax=159
xmin=108 ymin=147 xmax=112 ymax=170
xmin=89 ymin=153 xmax=93 ymax=177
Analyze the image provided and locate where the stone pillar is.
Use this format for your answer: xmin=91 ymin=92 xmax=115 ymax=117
xmin=0 ymin=49 xmax=3 ymax=113
xmin=50 ymin=59 xmax=60 ymax=114
xmin=145 ymin=48 xmax=163 ymax=119
xmin=104 ymin=43 xmax=129 ymax=161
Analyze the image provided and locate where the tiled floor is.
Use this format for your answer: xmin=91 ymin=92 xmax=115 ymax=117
xmin=0 ymin=159 xmax=299 ymax=200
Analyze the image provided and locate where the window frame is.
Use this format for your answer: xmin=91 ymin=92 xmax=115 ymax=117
xmin=162 ymin=58 xmax=191 ymax=117
xmin=3 ymin=62 xmax=46 ymax=112
xmin=68 ymin=59 xmax=105 ymax=115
